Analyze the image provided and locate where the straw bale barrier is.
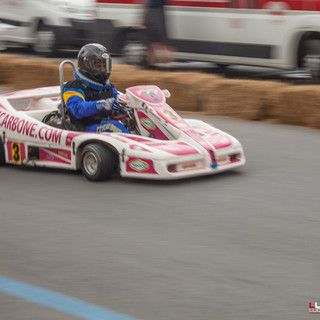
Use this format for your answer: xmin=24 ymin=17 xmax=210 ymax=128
xmin=1 ymin=54 xmax=320 ymax=129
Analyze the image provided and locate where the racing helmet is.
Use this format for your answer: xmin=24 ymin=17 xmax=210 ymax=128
xmin=77 ymin=43 xmax=112 ymax=85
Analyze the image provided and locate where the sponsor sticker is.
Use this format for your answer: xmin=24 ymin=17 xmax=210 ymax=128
xmin=137 ymin=89 xmax=159 ymax=101
xmin=161 ymin=109 xmax=181 ymax=122
xmin=129 ymin=159 xmax=150 ymax=172
xmin=58 ymin=150 xmax=69 ymax=159
xmin=140 ymin=118 xmax=156 ymax=130
xmin=218 ymin=157 xmax=228 ymax=163
xmin=183 ymin=163 xmax=197 ymax=169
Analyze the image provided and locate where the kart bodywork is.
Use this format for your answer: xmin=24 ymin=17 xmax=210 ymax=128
xmin=0 ymin=70 xmax=245 ymax=181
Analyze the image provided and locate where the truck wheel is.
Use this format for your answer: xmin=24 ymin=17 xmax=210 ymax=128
xmin=217 ymin=64 xmax=229 ymax=69
xmin=32 ymin=23 xmax=56 ymax=56
xmin=80 ymin=144 xmax=117 ymax=181
xmin=121 ymin=36 xmax=147 ymax=66
xmin=299 ymin=39 xmax=320 ymax=81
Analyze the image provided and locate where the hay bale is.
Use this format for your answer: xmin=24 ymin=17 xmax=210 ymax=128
xmin=0 ymin=54 xmax=75 ymax=89
xmin=275 ymin=85 xmax=320 ymax=129
xmin=112 ymin=65 xmax=163 ymax=92
xmin=1 ymin=53 xmax=320 ymax=130
xmin=147 ymin=71 xmax=222 ymax=112
xmin=112 ymin=67 xmax=222 ymax=112
xmin=200 ymin=78 xmax=289 ymax=121
xmin=0 ymin=54 xmax=21 ymax=86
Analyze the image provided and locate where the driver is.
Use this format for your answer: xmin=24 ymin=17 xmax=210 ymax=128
xmin=63 ymin=43 xmax=130 ymax=133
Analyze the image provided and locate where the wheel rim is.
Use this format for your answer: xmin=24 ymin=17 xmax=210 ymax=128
xmin=122 ymin=41 xmax=147 ymax=65
xmin=302 ymin=54 xmax=320 ymax=78
xmin=34 ymin=30 xmax=55 ymax=54
xmin=0 ymin=39 xmax=7 ymax=51
xmin=83 ymin=152 xmax=99 ymax=176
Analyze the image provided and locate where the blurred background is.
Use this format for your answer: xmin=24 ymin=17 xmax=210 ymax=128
xmin=0 ymin=0 xmax=318 ymax=82
xmin=1 ymin=1 xmax=320 ymax=320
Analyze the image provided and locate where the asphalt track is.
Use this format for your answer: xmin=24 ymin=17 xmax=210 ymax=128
xmin=0 ymin=88 xmax=320 ymax=320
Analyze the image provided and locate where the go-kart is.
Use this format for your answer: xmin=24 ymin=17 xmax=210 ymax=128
xmin=0 ymin=60 xmax=245 ymax=181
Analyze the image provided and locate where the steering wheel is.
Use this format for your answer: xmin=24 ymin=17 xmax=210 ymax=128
xmin=109 ymin=103 xmax=132 ymax=121
xmin=109 ymin=113 xmax=128 ymax=120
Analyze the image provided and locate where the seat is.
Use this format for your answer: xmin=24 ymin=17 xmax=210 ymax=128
xmin=42 ymin=109 xmax=79 ymax=131
xmin=57 ymin=60 xmax=81 ymax=131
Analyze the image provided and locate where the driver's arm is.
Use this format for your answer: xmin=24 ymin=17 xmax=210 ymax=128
xmin=63 ymin=88 xmax=101 ymax=119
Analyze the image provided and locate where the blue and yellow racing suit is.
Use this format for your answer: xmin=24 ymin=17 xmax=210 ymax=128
xmin=62 ymin=70 xmax=130 ymax=133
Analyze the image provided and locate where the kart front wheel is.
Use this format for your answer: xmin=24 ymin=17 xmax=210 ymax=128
xmin=80 ymin=144 xmax=117 ymax=181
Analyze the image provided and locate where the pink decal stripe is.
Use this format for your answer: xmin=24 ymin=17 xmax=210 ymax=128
xmin=137 ymin=111 xmax=169 ymax=140
xmin=66 ymin=132 xmax=83 ymax=147
xmin=182 ymin=128 xmax=216 ymax=163
xmin=127 ymin=86 xmax=166 ymax=105
xmin=124 ymin=136 xmax=154 ymax=143
xmin=146 ymin=142 xmax=199 ymax=155
xmin=206 ymin=133 xmax=232 ymax=150
xmin=39 ymin=148 xmax=71 ymax=164
xmin=97 ymin=0 xmax=228 ymax=7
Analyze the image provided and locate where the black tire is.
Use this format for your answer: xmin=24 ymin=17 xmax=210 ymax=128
xmin=0 ymin=138 xmax=5 ymax=166
xmin=217 ymin=63 xmax=229 ymax=69
xmin=299 ymin=39 xmax=320 ymax=80
xmin=80 ymin=144 xmax=117 ymax=181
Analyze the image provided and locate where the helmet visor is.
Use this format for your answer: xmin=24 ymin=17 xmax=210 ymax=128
xmin=89 ymin=53 xmax=111 ymax=74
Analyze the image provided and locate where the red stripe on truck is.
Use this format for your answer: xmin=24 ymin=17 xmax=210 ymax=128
xmin=96 ymin=0 xmax=229 ymax=7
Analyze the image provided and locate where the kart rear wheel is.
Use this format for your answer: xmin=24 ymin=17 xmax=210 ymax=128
xmin=80 ymin=144 xmax=117 ymax=181
xmin=0 ymin=138 xmax=5 ymax=166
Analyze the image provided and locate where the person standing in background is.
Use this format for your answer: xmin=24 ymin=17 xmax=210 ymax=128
xmin=144 ymin=0 xmax=175 ymax=67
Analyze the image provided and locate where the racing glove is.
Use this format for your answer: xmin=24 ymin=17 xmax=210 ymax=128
xmin=96 ymin=98 xmax=121 ymax=112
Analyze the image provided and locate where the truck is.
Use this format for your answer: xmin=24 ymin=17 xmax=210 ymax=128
xmin=0 ymin=0 xmax=97 ymax=55
xmin=95 ymin=0 xmax=320 ymax=78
